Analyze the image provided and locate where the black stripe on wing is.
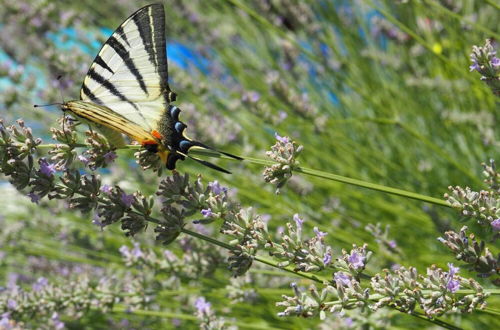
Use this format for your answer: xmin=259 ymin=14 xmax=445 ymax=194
xmin=133 ymin=4 xmax=174 ymax=104
xmin=86 ymin=68 xmax=138 ymax=110
xmin=81 ymin=83 xmax=102 ymax=104
xmin=107 ymin=36 xmax=148 ymax=95
xmin=94 ymin=55 xmax=114 ymax=75
xmin=115 ymin=25 xmax=131 ymax=47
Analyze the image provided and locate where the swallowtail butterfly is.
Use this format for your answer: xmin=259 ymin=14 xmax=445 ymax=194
xmin=61 ymin=4 xmax=240 ymax=173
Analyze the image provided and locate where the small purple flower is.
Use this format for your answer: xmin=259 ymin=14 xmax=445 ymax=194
xmin=201 ymin=208 xmax=214 ymax=218
xmin=32 ymin=277 xmax=48 ymax=291
xmin=491 ymin=218 xmax=500 ymax=231
xmin=208 ymin=181 xmax=227 ymax=195
xmin=275 ymin=132 xmax=290 ymax=144
xmin=334 ymin=272 xmax=351 ymax=286
xmin=491 ymin=57 xmax=500 ymax=68
xmin=293 ymin=214 xmax=304 ymax=230
xmin=260 ymin=214 xmax=271 ymax=224
xmin=313 ymin=227 xmax=327 ymax=238
xmin=446 ymin=263 xmax=460 ymax=293
xmin=27 ymin=192 xmax=40 ymax=204
xmin=100 ymin=184 xmax=112 ymax=194
xmin=323 ymin=250 xmax=332 ymax=266
xmin=194 ymin=297 xmax=211 ymax=314
xmin=40 ymin=159 xmax=56 ymax=177
xmin=388 ymin=240 xmax=397 ymax=249
xmin=51 ymin=312 xmax=65 ymax=330
xmin=447 ymin=263 xmax=460 ymax=277
xmin=469 ymin=60 xmax=480 ymax=72
xmin=278 ymin=111 xmax=288 ymax=121
xmin=78 ymin=155 xmax=89 ymax=165
xmin=348 ymin=251 xmax=365 ymax=270
xmin=103 ymin=151 xmax=117 ymax=164
xmin=120 ymin=192 xmax=134 ymax=208
xmin=447 ymin=279 xmax=460 ymax=293
xmin=119 ymin=245 xmax=130 ymax=258
xmin=241 ymin=91 xmax=260 ymax=103
xmin=92 ymin=213 xmax=104 ymax=229
xmin=7 ymin=299 xmax=17 ymax=310
xmin=0 ymin=314 xmax=11 ymax=328
xmin=344 ymin=317 xmax=354 ymax=327
xmin=131 ymin=243 xmax=143 ymax=258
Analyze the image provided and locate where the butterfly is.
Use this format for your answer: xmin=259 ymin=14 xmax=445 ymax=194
xmin=61 ymin=4 xmax=240 ymax=173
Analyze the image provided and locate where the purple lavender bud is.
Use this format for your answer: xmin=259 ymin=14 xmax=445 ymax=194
xmin=7 ymin=299 xmax=17 ymax=310
xmin=469 ymin=60 xmax=480 ymax=72
xmin=491 ymin=219 xmax=500 ymax=231
xmin=447 ymin=263 xmax=460 ymax=277
xmin=388 ymin=240 xmax=397 ymax=249
xmin=27 ymin=192 xmax=40 ymax=204
xmin=132 ymin=243 xmax=143 ymax=258
xmin=0 ymin=314 xmax=11 ymax=328
xmin=201 ymin=208 xmax=214 ymax=218
xmin=323 ymin=250 xmax=332 ymax=266
xmin=51 ymin=312 xmax=65 ymax=330
xmin=32 ymin=277 xmax=48 ymax=291
xmin=120 ymin=192 xmax=134 ymax=208
xmin=208 ymin=181 xmax=227 ymax=195
xmin=313 ymin=227 xmax=327 ymax=238
xmin=92 ymin=213 xmax=104 ymax=229
xmin=293 ymin=214 xmax=304 ymax=229
xmin=103 ymin=151 xmax=117 ymax=164
xmin=40 ymin=158 xmax=56 ymax=176
xmin=348 ymin=251 xmax=364 ymax=269
xmin=119 ymin=245 xmax=130 ymax=258
xmin=491 ymin=57 xmax=500 ymax=68
xmin=77 ymin=155 xmax=89 ymax=165
xmin=334 ymin=272 xmax=351 ymax=286
xmin=447 ymin=279 xmax=460 ymax=293
xmin=274 ymin=132 xmax=290 ymax=144
xmin=100 ymin=184 xmax=112 ymax=194
xmin=194 ymin=297 xmax=211 ymax=314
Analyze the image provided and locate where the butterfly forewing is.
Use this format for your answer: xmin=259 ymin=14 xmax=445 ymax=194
xmin=80 ymin=4 xmax=171 ymax=132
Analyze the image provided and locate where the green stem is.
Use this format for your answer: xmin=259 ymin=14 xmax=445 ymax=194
xmin=181 ymin=228 xmax=329 ymax=283
xmin=36 ymin=142 xmax=452 ymax=207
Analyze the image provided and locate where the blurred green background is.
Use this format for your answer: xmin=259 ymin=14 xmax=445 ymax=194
xmin=0 ymin=0 xmax=498 ymax=328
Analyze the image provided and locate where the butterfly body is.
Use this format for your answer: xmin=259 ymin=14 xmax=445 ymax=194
xmin=61 ymin=4 xmax=240 ymax=172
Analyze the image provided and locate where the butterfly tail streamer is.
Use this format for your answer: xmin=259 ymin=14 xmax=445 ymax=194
xmin=189 ymin=141 xmax=243 ymax=161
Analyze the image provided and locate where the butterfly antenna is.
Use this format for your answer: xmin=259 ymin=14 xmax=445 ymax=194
xmin=33 ymin=102 xmax=63 ymax=108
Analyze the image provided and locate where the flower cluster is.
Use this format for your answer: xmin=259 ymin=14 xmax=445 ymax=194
xmin=444 ymin=160 xmax=499 ymax=228
xmin=277 ymin=264 xmax=488 ymax=319
xmin=438 ymin=226 xmax=499 ymax=283
xmin=0 ymin=118 xmax=493 ymax=326
xmin=0 ymin=119 xmax=42 ymax=190
xmin=263 ymin=133 xmax=303 ymax=193
xmin=0 ymin=275 xmax=123 ymax=326
xmin=119 ymin=241 xmax=225 ymax=280
xmin=365 ymin=223 xmax=400 ymax=254
xmin=78 ymin=130 xmax=118 ymax=170
xmin=265 ymin=72 xmax=326 ymax=130
xmin=469 ymin=39 xmax=500 ymax=96
xmin=193 ymin=297 xmax=227 ymax=329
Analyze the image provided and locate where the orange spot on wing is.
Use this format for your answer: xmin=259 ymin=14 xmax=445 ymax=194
xmin=142 ymin=140 xmax=158 ymax=146
xmin=151 ymin=130 xmax=163 ymax=139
